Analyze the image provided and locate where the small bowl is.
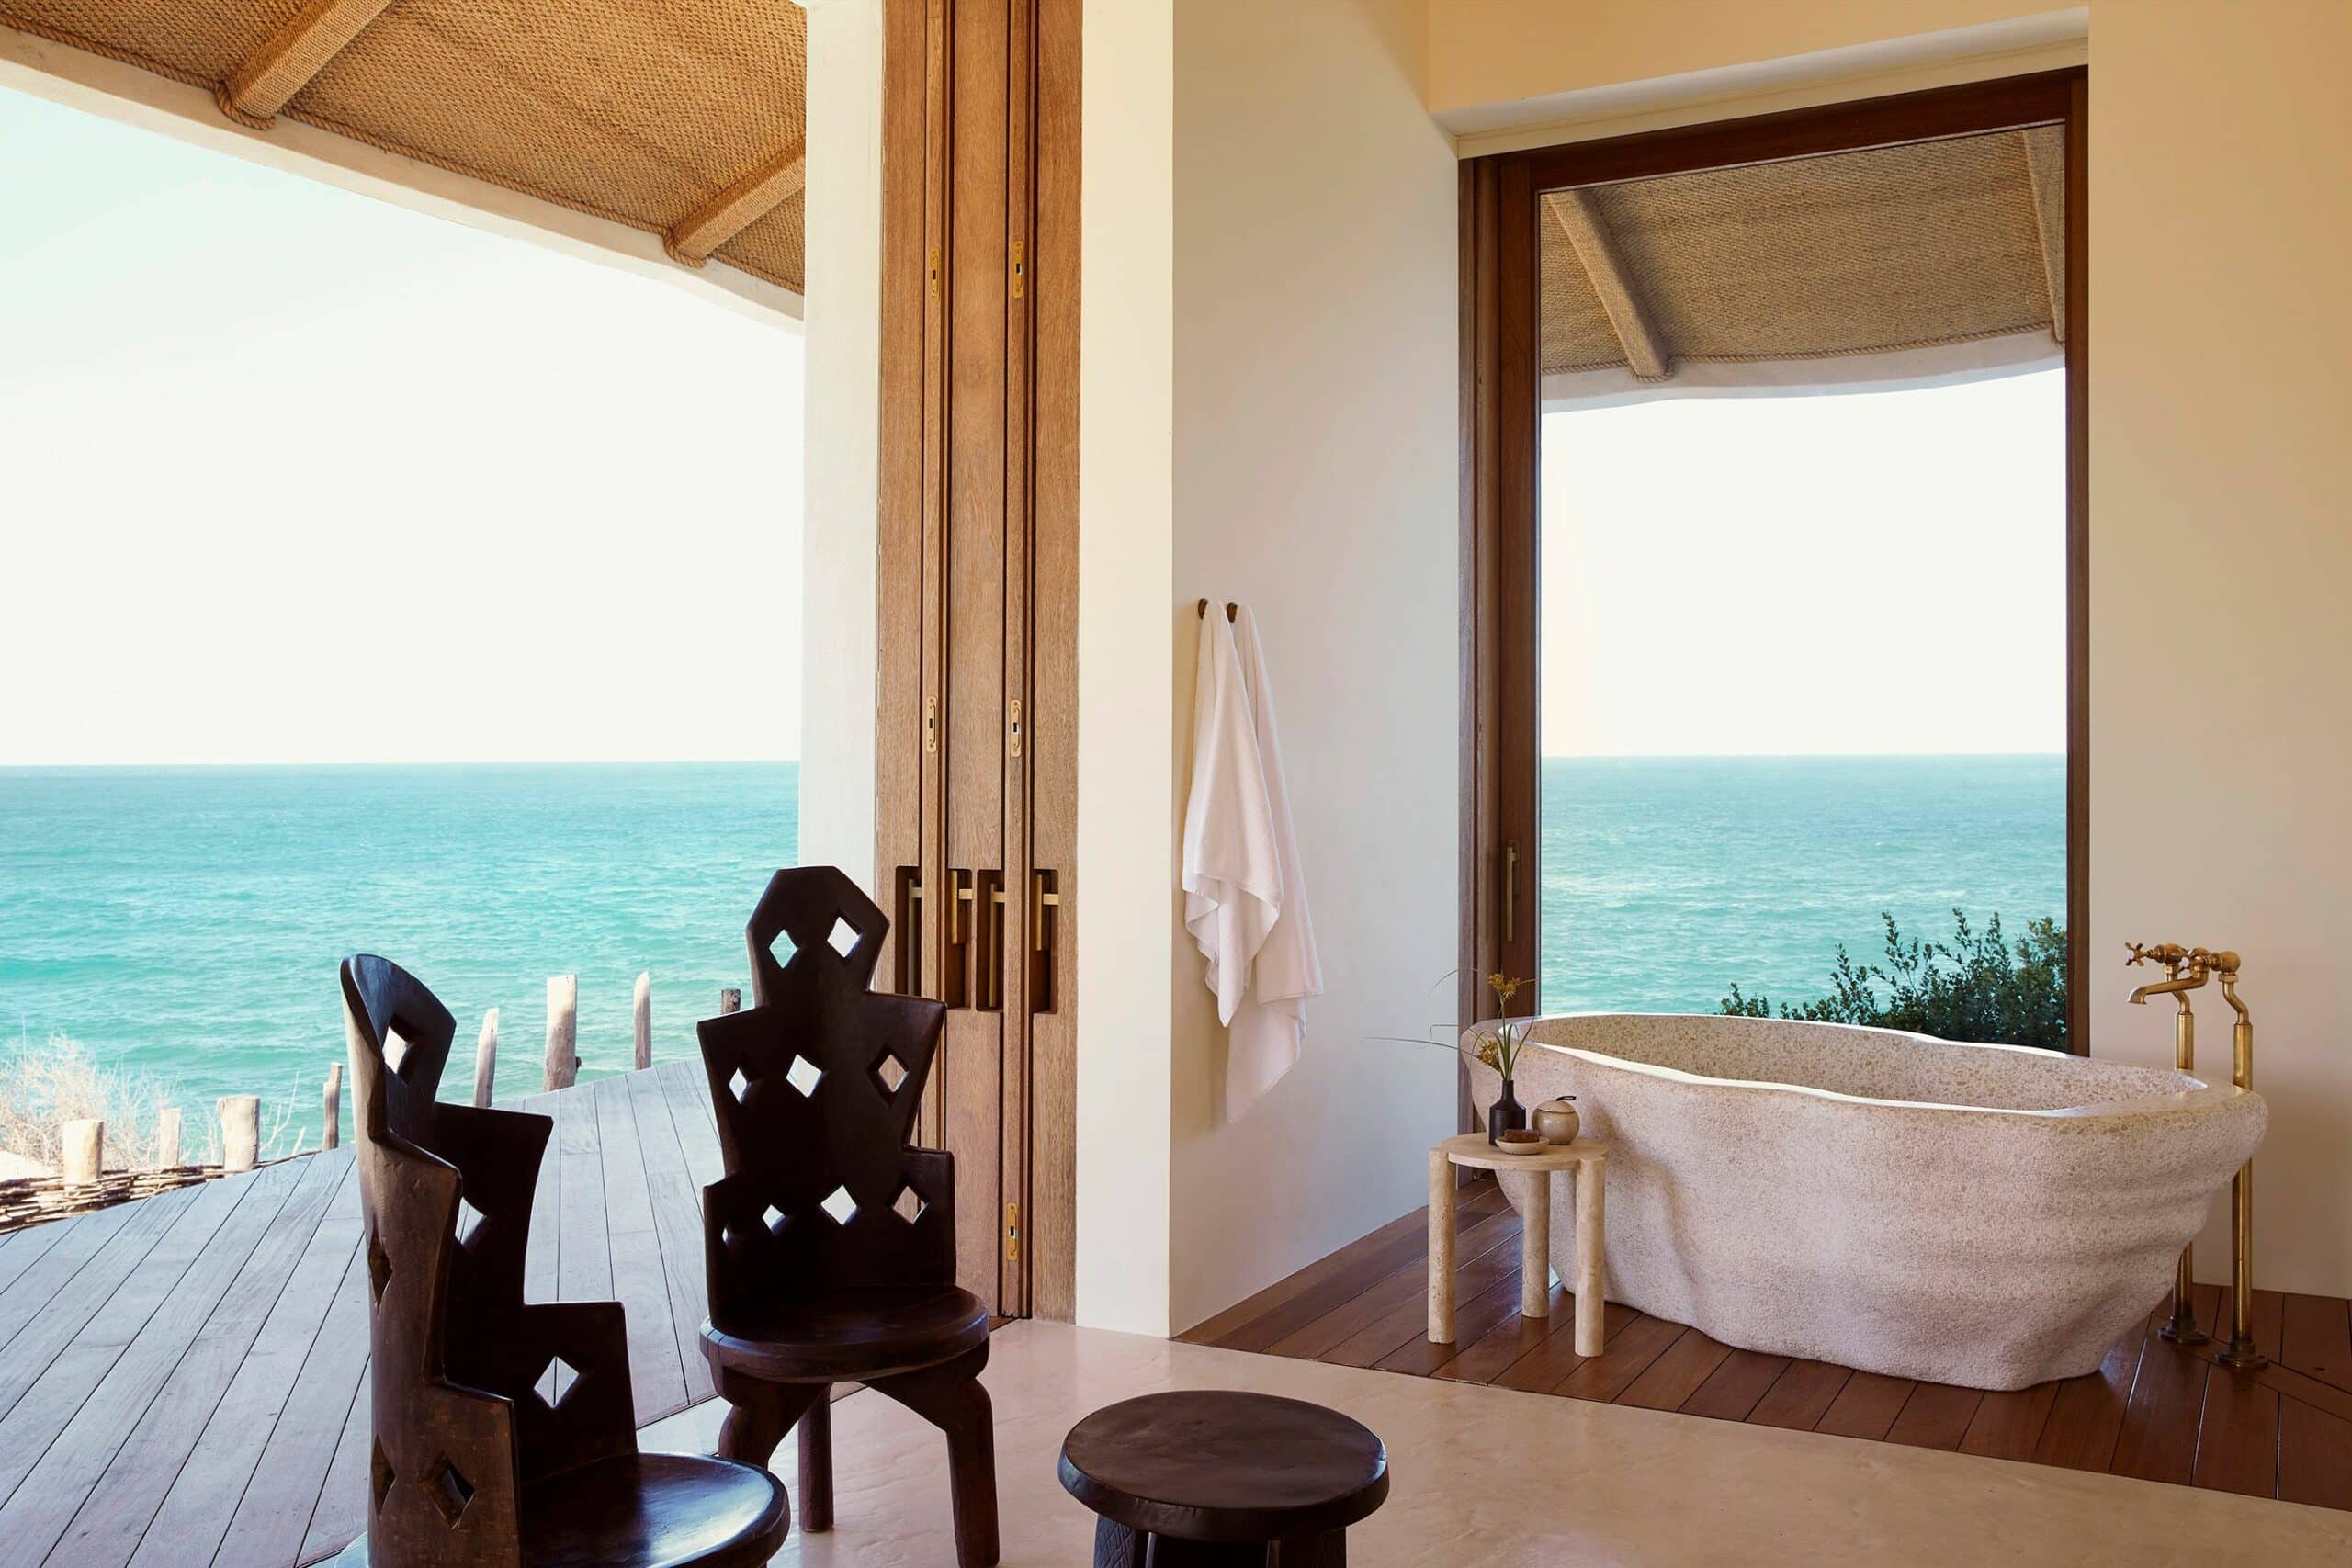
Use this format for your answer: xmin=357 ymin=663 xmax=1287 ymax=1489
xmin=1493 ymin=1132 xmax=1550 ymax=1157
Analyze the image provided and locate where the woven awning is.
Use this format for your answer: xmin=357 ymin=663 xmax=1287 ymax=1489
xmin=1 ymin=0 xmax=807 ymax=294
xmin=1544 ymin=126 xmax=2064 ymax=407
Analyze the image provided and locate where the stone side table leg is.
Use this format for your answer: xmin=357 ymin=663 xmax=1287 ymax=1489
xmin=1573 ymin=1158 xmax=1606 ymax=1356
xmin=1521 ymin=1169 xmax=1551 ymax=1319
xmin=1427 ymin=1149 xmax=1455 ymax=1342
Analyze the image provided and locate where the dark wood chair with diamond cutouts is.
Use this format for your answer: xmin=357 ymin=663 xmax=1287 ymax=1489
xmin=695 ymin=867 xmax=997 ymax=1567
xmin=336 ymin=953 xmax=790 ymax=1568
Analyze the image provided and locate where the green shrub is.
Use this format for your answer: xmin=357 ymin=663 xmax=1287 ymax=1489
xmin=1720 ymin=910 xmax=2068 ymax=1051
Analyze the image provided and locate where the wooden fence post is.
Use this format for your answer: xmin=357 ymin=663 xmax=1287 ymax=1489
xmin=544 ymin=976 xmax=579 ymax=1090
xmin=322 ymin=1063 xmax=343 ymax=1151
xmin=474 ymin=1009 xmax=499 ymax=1108
xmin=719 ymin=987 xmax=742 ymax=1016
xmin=220 ymin=1096 xmax=260 ymax=1173
xmin=62 ymin=1119 xmax=103 ymax=1185
xmin=156 ymin=1106 xmax=182 ymax=1169
xmin=633 ymin=971 xmax=653 ymax=1071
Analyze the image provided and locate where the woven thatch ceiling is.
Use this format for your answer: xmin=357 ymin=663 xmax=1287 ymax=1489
xmin=2 ymin=0 xmax=808 ymax=292
xmin=1544 ymin=126 xmax=2064 ymax=402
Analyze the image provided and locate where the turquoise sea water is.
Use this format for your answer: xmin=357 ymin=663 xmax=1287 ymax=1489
xmin=0 ymin=763 xmax=798 ymax=1151
xmin=1538 ymin=755 xmax=2065 ymax=1015
xmin=0 ymin=757 xmax=2062 ymax=1153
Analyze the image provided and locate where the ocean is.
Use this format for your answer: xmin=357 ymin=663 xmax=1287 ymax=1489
xmin=0 ymin=762 xmax=800 ymax=1152
xmin=0 ymin=756 xmax=2064 ymax=1153
xmin=1538 ymin=755 xmax=2065 ymax=1014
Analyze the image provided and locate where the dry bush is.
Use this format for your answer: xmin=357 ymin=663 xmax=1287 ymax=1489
xmin=0 ymin=1035 xmax=180 ymax=1171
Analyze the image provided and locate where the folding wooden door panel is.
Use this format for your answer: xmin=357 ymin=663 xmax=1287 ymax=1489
xmin=877 ymin=0 xmax=1077 ymax=1321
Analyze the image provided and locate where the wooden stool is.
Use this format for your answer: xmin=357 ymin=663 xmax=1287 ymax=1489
xmin=1430 ymin=1132 xmax=1608 ymax=1355
xmin=1057 ymin=1391 xmax=1388 ymax=1565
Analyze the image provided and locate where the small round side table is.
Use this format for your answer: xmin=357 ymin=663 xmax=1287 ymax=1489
xmin=1057 ymin=1390 xmax=1388 ymax=1565
xmin=1429 ymin=1131 xmax=1608 ymax=1356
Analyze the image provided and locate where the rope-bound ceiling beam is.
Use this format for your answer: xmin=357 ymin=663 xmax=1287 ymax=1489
xmin=665 ymin=141 xmax=808 ymax=267
xmin=1545 ymin=188 xmax=1671 ymax=382
xmin=215 ymin=0 xmax=401 ymax=128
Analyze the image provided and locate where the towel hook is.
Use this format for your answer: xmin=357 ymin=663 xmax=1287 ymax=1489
xmin=1194 ymin=598 xmax=1237 ymax=622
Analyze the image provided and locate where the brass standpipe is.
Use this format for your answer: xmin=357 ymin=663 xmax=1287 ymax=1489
xmin=2126 ymin=942 xmax=2267 ymax=1369
xmin=2127 ymin=943 xmax=2210 ymax=1345
xmin=2206 ymin=952 xmax=2267 ymax=1371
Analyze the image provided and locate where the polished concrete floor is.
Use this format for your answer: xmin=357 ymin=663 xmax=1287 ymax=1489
xmin=642 ymin=1322 xmax=2352 ymax=1565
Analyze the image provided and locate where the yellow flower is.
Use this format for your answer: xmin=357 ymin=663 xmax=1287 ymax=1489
xmin=1487 ymin=973 xmax=1526 ymax=1009
xmin=1475 ymin=1038 xmax=1501 ymax=1070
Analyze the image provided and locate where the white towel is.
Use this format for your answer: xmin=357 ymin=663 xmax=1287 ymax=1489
xmin=1182 ymin=604 xmax=1321 ymax=1121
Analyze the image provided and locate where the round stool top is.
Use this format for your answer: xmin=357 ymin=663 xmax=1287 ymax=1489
xmin=1057 ymin=1390 xmax=1388 ymax=1543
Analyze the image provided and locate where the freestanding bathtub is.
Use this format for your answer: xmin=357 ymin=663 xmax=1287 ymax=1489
xmin=1467 ymin=1014 xmax=2266 ymax=1390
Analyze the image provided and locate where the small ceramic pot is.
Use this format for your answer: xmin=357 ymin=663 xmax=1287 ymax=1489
xmin=1532 ymin=1097 xmax=1580 ymax=1145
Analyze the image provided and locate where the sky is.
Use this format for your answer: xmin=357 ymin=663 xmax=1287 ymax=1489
xmin=1541 ymin=370 xmax=2064 ymax=756
xmin=0 ymin=85 xmax=804 ymax=766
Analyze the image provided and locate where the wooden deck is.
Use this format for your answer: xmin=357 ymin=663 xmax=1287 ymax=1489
xmin=1182 ymin=1179 xmax=2352 ymax=1513
xmin=0 ymin=1058 xmax=726 ymax=1568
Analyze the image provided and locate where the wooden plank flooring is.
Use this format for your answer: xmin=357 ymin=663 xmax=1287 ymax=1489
xmin=0 ymin=1058 xmax=729 ymax=1568
xmin=1186 ymin=1177 xmax=2352 ymax=1514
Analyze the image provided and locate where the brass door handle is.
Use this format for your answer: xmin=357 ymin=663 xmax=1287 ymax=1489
xmin=977 ymin=871 xmax=1004 ymax=1011
xmin=1030 ymin=870 xmax=1060 ymax=1012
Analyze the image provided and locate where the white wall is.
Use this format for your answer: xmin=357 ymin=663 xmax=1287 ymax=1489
xmin=1075 ymin=0 xmax=1178 ymax=1335
xmin=1426 ymin=0 xmax=2352 ymax=1298
xmin=1163 ymin=0 xmax=1460 ymax=1334
xmin=796 ymin=0 xmax=883 ymax=890
xmin=1075 ymin=0 xmax=1460 ymax=1337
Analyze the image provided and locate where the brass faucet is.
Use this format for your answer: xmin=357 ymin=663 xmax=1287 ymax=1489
xmin=2125 ymin=942 xmax=2267 ymax=1369
xmin=2128 ymin=942 xmax=2211 ymax=1344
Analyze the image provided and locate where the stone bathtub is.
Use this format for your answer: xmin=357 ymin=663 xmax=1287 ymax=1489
xmin=1467 ymin=1014 xmax=2266 ymax=1390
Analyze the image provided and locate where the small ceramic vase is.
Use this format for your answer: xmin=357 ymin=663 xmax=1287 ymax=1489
xmin=1487 ymin=1077 xmax=1526 ymax=1146
xmin=1532 ymin=1096 xmax=1580 ymax=1145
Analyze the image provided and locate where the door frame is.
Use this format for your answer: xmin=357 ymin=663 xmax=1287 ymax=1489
xmin=1457 ymin=68 xmax=2090 ymax=1122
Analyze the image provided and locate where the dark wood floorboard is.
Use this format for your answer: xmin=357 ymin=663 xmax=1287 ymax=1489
xmin=1197 ymin=1194 xmax=2352 ymax=1514
xmin=1679 ymin=1348 xmax=1790 ymax=1422
xmin=1959 ymin=1382 xmax=2057 ymax=1461
xmin=1617 ymin=1327 xmax=1730 ymax=1412
xmin=1885 ymin=1380 xmax=1983 ymax=1450
xmin=1267 ymin=1205 xmax=1519 ymax=1361
xmin=1815 ymin=1371 xmax=1917 ymax=1440
xmin=1746 ymin=1359 xmax=1852 ymax=1430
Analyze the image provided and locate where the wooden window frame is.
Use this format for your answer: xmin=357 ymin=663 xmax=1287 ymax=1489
xmin=1459 ymin=68 xmax=2090 ymax=1121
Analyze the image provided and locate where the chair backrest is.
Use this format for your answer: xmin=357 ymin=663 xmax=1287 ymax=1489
xmin=697 ymin=868 xmax=955 ymax=1317
xmin=344 ymin=955 xmax=634 ymax=1566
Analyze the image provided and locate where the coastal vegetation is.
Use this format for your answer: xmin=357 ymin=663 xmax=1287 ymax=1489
xmin=0 ymin=1033 xmax=297 ymax=1173
xmin=0 ymin=1034 xmax=177 ymax=1173
xmin=1720 ymin=910 xmax=2068 ymax=1051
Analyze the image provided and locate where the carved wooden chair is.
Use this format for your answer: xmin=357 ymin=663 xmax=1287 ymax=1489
xmin=696 ymin=867 xmax=998 ymax=1567
xmin=339 ymin=954 xmax=790 ymax=1567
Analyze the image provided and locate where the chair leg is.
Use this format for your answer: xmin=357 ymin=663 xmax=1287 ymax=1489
xmin=713 ymin=1371 xmax=824 ymax=1472
xmin=872 ymin=1345 xmax=999 ymax=1568
xmin=797 ymin=1385 xmax=834 ymax=1532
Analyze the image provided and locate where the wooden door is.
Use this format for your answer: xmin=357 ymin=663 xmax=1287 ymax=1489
xmin=877 ymin=0 xmax=1076 ymax=1320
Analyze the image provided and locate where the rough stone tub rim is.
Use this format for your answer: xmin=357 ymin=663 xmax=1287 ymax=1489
xmin=1476 ymin=1012 xmax=2256 ymax=1122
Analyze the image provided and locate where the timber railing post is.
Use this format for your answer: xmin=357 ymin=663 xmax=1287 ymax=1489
xmin=474 ymin=1008 xmax=499 ymax=1107
xmin=322 ymin=1063 xmax=343 ymax=1150
xmin=62 ymin=1118 xmax=103 ymax=1186
xmin=545 ymin=975 xmax=579 ymax=1090
xmin=220 ymin=1096 xmax=260 ymax=1173
xmin=156 ymin=1106 xmax=182 ymax=1169
xmin=634 ymin=971 xmax=653 ymax=1071
xmin=719 ymin=987 xmax=741 ymax=1016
